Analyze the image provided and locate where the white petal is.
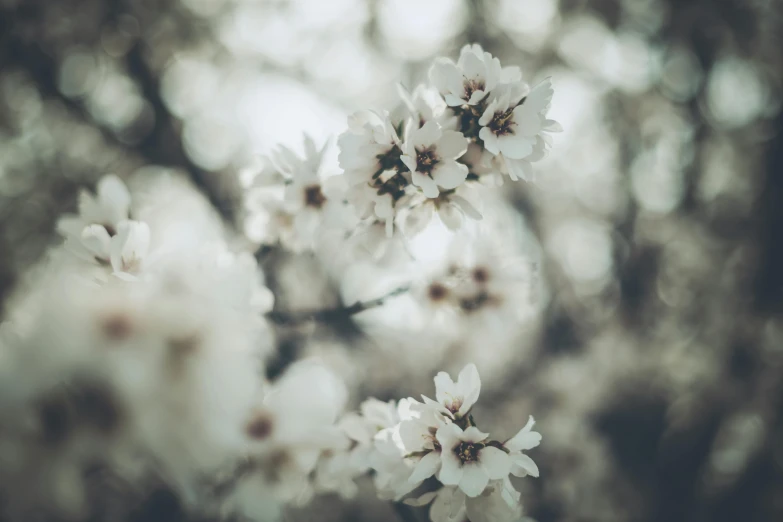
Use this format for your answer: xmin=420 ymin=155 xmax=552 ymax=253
xmin=400 ymin=154 xmax=417 ymax=172
xmin=412 ymin=171 xmax=439 ymax=198
xmin=459 ymin=464 xmax=490 ymax=497
xmin=461 ymin=49 xmax=484 ymax=80
xmin=497 ymin=134 xmax=533 ymax=160
xmin=434 ymin=371 xmax=457 ymax=406
xmin=510 ymin=453 xmax=539 ymax=478
xmin=404 ymin=491 xmax=438 ymax=507
xmin=478 ymin=127 xmax=500 ymax=155
xmin=450 ymin=195 xmax=482 ymax=220
xmin=404 ymin=203 xmax=434 ymax=236
xmin=438 ymin=452 xmax=464 ymax=486
xmin=96 ymin=174 xmax=131 ymax=221
xmin=444 ymin=94 xmax=466 ymax=107
xmin=505 ymin=416 xmax=542 ymax=451
xmin=456 ymin=363 xmax=481 ymax=415
xmin=431 ymin=487 xmax=466 ymax=522
xmin=478 ymin=101 xmax=498 ymax=126
xmin=438 ymin=130 xmax=468 ymax=159
xmin=432 ymin=161 xmax=468 ymax=190
xmin=479 ymin=447 xmax=511 ymax=480
xmin=409 ymin=450 xmax=441 ymax=483
xmin=415 ymin=120 xmax=442 ymax=148
xmin=544 ymin=119 xmax=563 ymax=132
xmin=503 ymin=158 xmax=533 ymax=182
xmin=435 ymin=422 xmax=462 ymax=448
xmin=429 ymin=59 xmax=462 ymax=97
xmin=461 ymin=426 xmax=490 ymax=444
xmin=438 ymin=204 xmax=463 ymax=231
xmin=81 ymin=225 xmax=112 ymax=258
xmin=399 ymin=419 xmax=432 ymax=452
xmin=57 ymin=216 xmax=86 ymax=238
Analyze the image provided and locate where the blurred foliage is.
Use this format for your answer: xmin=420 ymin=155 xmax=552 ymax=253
xmin=1 ymin=0 xmax=783 ymax=521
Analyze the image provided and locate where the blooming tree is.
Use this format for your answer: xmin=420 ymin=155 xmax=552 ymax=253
xmin=0 ymin=44 xmax=557 ymax=522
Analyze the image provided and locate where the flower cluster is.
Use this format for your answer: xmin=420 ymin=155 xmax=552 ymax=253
xmin=56 ymin=174 xmax=150 ymax=281
xmin=244 ymin=44 xmax=559 ymax=252
xmin=341 ymin=364 xmax=541 ymax=522
xmin=1 ymin=41 xmax=554 ymax=522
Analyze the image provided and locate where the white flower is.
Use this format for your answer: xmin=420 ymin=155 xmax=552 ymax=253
xmin=423 ymin=363 xmax=481 ymax=420
xmin=269 ymin=136 xmax=354 ymax=251
xmin=503 ymin=416 xmax=541 ymax=478
xmin=57 ymin=174 xmax=132 ymax=263
xmin=478 ymin=79 xmax=561 ymax=181
xmin=407 ymin=478 xmax=522 ymax=522
xmin=403 ymin=187 xmax=482 ymax=236
xmin=369 ymin=427 xmax=417 ymax=501
xmin=395 ymin=84 xmax=458 ymax=131
xmin=430 ymin=44 xmax=503 ymax=107
xmin=109 ymin=220 xmax=150 ymax=280
xmin=400 ymin=120 xmax=469 ymax=199
xmin=243 ymin=360 xmax=348 ymax=501
xmin=406 ymin=486 xmax=466 ymax=522
xmin=464 ymin=478 xmax=523 ymax=522
xmin=338 ymin=110 xmax=408 ymax=236
xmin=436 ymin=423 xmax=511 ymax=497
xmin=75 ymin=174 xmax=131 ymax=230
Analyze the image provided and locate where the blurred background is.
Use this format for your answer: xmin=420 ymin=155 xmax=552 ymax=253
xmin=1 ymin=0 xmax=783 ymax=521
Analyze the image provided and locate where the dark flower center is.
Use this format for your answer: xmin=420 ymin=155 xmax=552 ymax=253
xmin=416 ymin=147 xmax=440 ymax=176
xmin=247 ymin=413 xmax=274 ymax=440
xmin=304 ymin=185 xmax=327 ymax=208
xmin=428 ymin=283 xmax=449 ymax=301
xmin=472 ymin=267 xmax=490 ymax=283
xmin=488 ymin=109 xmax=516 ymax=136
xmin=464 ymin=79 xmax=486 ymax=101
xmin=454 ymin=441 xmax=482 ymax=463
xmin=373 ymin=145 xmax=409 ymax=202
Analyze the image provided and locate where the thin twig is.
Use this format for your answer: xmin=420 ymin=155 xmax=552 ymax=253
xmin=265 ymin=286 xmax=410 ymax=325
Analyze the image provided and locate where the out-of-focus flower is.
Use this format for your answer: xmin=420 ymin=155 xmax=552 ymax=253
xmin=109 ymin=220 xmax=150 ymax=281
xmin=57 ymin=174 xmax=132 ymax=263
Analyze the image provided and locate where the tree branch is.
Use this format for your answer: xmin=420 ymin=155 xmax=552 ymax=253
xmin=265 ymin=286 xmax=410 ymax=325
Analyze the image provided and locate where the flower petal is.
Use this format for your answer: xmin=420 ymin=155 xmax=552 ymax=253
xmin=432 ymin=161 xmax=468 ymax=190
xmin=414 ymin=120 xmax=442 ymax=149
xmin=412 ymin=171 xmax=439 ymax=198
xmin=438 ymin=204 xmax=463 ymax=231
xmin=404 ymin=491 xmax=438 ymax=507
xmin=459 ymin=464 xmax=490 ymax=497
xmin=434 ymin=371 xmax=457 ymax=405
xmin=438 ymin=130 xmax=468 ymax=159
xmin=461 ymin=426 xmax=490 ymax=443
xmin=505 ymin=416 xmax=542 ymax=451
xmin=504 ymin=158 xmax=533 ymax=182
xmin=409 ymin=450 xmax=441 ymax=483
xmin=510 ymin=453 xmax=539 ymax=478
xmin=438 ymin=451 xmax=464 ymax=486
xmin=479 ymin=447 xmax=511 ymax=480
xmin=450 ymin=195 xmax=482 ymax=220
xmin=431 ymin=487 xmax=466 ymax=522
xmin=497 ymin=134 xmax=534 ymax=160
xmin=478 ymin=127 xmax=500 ymax=155
xmin=456 ymin=363 xmax=481 ymax=416
xmin=404 ymin=203 xmax=434 ymax=236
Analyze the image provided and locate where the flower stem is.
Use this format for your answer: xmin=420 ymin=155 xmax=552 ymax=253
xmin=265 ymin=286 xmax=410 ymax=325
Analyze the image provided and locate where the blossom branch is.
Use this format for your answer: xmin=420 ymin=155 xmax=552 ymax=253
xmin=266 ymin=286 xmax=410 ymax=325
